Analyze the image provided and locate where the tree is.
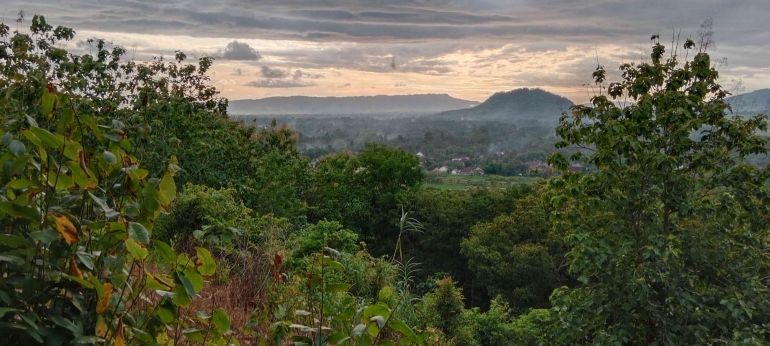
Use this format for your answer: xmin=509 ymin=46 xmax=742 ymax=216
xmin=461 ymin=196 xmax=560 ymax=313
xmin=307 ymin=144 xmax=423 ymax=254
xmin=0 ymin=16 xmax=229 ymax=344
xmin=544 ymin=35 xmax=770 ymax=344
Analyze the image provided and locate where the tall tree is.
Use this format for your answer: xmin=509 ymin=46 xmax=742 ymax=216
xmin=545 ymin=35 xmax=770 ymax=344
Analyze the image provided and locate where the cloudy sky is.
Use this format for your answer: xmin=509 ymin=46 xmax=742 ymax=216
xmin=7 ymin=0 xmax=770 ymax=102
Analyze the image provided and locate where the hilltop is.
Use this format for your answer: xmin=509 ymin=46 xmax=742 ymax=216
xmin=727 ymin=88 xmax=770 ymax=115
xmin=228 ymin=94 xmax=479 ymax=116
xmin=432 ymin=88 xmax=574 ymax=124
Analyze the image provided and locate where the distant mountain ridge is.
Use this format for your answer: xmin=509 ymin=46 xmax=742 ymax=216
xmin=432 ymin=88 xmax=574 ymax=124
xmin=727 ymin=88 xmax=770 ymax=115
xmin=228 ymin=94 xmax=480 ymax=116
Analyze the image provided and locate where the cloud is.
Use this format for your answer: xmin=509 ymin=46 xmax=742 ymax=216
xmin=232 ymin=68 xmax=245 ymax=76
xmin=260 ymin=66 xmax=289 ymax=78
xmin=339 ymin=83 xmax=352 ymax=88
xmin=394 ymin=83 xmax=406 ymax=87
xmin=220 ymin=41 xmax=262 ymax=60
xmin=10 ymin=0 xmax=770 ymax=101
xmin=293 ymin=70 xmax=324 ymax=79
xmin=246 ymin=79 xmax=316 ymax=88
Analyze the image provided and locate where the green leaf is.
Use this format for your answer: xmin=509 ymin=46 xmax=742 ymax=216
xmin=172 ymin=279 xmax=192 ymax=308
xmin=378 ymin=286 xmax=393 ymax=302
xmin=8 ymin=140 xmax=25 ymax=157
xmin=49 ymin=315 xmax=81 ymax=334
xmin=327 ymin=332 xmax=349 ymax=345
xmin=177 ymin=274 xmax=196 ymax=298
xmin=7 ymin=179 xmax=36 ymax=189
xmin=363 ymin=303 xmax=390 ymax=320
xmin=102 ymin=150 xmax=117 ymax=164
xmin=128 ymin=222 xmax=149 ymax=243
xmin=377 ymin=340 xmax=395 ymax=346
xmin=0 ymin=254 xmax=24 ymax=265
xmin=125 ymin=238 xmax=149 ymax=260
xmin=30 ymin=229 xmax=60 ymax=244
xmin=153 ymin=240 xmax=176 ymax=264
xmin=158 ymin=171 xmax=176 ymax=208
xmin=194 ymin=247 xmax=216 ymax=276
xmin=0 ymin=308 xmax=19 ymax=318
xmin=295 ymin=310 xmax=311 ymax=316
xmin=183 ymin=328 xmax=204 ymax=342
xmin=42 ymin=86 xmax=56 ymax=117
xmin=27 ymin=127 xmax=64 ymax=148
xmin=0 ymin=202 xmax=39 ymax=220
xmin=389 ymin=320 xmax=418 ymax=341
xmin=212 ymin=309 xmax=231 ymax=333
xmin=183 ymin=267 xmax=204 ymax=293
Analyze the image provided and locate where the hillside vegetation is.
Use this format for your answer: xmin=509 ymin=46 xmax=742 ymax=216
xmin=0 ymin=15 xmax=768 ymax=346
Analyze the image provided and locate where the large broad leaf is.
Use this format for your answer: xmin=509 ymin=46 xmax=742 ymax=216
xmin=8 ymin=140 xmax=25 ymax=157
xmin=27 ymin=127 xmax=64 ymax=149
xmin=158 ymin=171 xmax=176 ymax=208
xmin=388 ymin=320 xmax=418 ymax=341
xmin=194 ymin=247 xmax=216 ymax=276
xmin=211 ymin=309 xmax=231 ymax=334
xmin=128 ymin=222 xmax=149 ymax=243
xmin=124 ymin=239 xmax=148 ymax=260
xmin=0 ymin=202 xmax=39 ymax=220
xmin=153 ymin=240 xmax=176 ymax=264
xmin=102 ymin=150 xmax=117 ymax=165
xmin=326 ymin=331 xmax=350 ymax=345
xmin=378 ymin=286 xmax=393 ymax=302
xmin=41 ymin=84 xmax=56 ymax=118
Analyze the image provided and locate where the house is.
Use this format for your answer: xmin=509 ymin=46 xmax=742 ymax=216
xmin=415 ymin=152 xmax=426 ymax=161
xmin=458 ymin=167 xmax=484 ymax=176
xmin=451 ymin=156 xmax=470 ymax=162
xmin=568 ymin=163 xmax=583 ymax=172
xmin=433 ymin=165 xmax=448 ymax=173
xmin=526 ymin=161 xmax=551 ymax=173
xmin=451 ymin=169 xmax=461 ymax=175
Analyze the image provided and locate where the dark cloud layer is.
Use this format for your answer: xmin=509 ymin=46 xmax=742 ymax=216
xmin=9 ymin=0 xmax=770 ymax=96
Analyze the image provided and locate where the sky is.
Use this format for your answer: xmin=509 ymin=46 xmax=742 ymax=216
xmin=6 ymin=0 xmax=770 ymax=103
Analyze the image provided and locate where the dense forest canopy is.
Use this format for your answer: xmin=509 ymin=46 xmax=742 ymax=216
xmin=0 ymin=13 xmax=768 ymax=346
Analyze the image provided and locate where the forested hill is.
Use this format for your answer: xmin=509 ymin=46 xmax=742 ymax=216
xmin=228 ymin=94 xmax=479 ymax=115
xmin=432 ymin=88 xmax=574 ymax=124
xmin=727 ymin=88 xmax=770 ymax=115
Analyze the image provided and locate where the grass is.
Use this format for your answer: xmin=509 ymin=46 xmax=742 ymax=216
xmin=424 ymin=173 xmax=541 ymax=190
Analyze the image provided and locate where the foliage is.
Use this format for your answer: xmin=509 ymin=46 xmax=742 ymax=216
xmin=307 ymin=144 xmax=424 ymax=255
xmin=1 ymin=12 xmax=308 ymax=220
xmin=416 ymin=277 xmax=478 ymax=346
xmin=154 ymin=184 xmax=251 ymax=248
xmin=461 ymin=196 xmax=562 ymax=313
xmin=405 ymin=185 xmax=538 ymax=307
xmin=290 ymin=220 xmax=359 ymax=261
xmin=544 ymin=35 xmax=770 ymax=344
xmin=470 ymin=296 xmax=550 ymax=346
xmin=269 ymin=247 xmax=436 ymax=346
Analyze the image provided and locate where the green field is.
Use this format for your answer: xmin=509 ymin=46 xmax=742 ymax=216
xmin=424 ymin=173 xmax=541 ymax=190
